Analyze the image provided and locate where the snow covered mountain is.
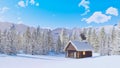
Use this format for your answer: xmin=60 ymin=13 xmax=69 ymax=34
xmin=0 ymin=22 xmax=35 ymax=33
xmin=0 ymin=22 xmax=115 ymax=35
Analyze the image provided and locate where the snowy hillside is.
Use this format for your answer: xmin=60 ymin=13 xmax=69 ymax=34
xmin=0 ymin=54 xmax=120 ymax=68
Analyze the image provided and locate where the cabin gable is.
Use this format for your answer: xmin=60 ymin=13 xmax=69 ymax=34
xmin=65 ymin=43 xmax=76 ymax=51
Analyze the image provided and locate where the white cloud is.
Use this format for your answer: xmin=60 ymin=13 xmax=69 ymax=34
xmin=85 ymin=12 xmax=111 ymax=24
xmin=18 ymin=0 xmax=39 ymax=7
xmin=18 ymin=0 xmax=26 ymax=7
xmin=106 ymin=7 xmax=118 ymax=16
xmin=36 ymin=3 xmax=39 ymax=6
xmin=81 ymin=18 xmax=87 ymax=21
xmin=78 ymin=0 xmax=90 ymax=15
xmin=0 ymin=7 xmax=9 ymax=13
xmin=81 ymin=7 xmax=118 ymax=24
xmin=30 ymin=0 xmax=35 ymax=5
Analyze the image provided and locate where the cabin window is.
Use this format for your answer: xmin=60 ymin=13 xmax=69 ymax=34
xmin=83 ymin=51 xmax=85 ymax=55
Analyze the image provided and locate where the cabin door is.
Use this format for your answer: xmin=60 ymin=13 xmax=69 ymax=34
xmin=74 ymin=52 xmax=76 ymax=58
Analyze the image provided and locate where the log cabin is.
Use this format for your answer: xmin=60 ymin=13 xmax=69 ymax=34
xmin=64 ymin=40 xmax=93 ymax=58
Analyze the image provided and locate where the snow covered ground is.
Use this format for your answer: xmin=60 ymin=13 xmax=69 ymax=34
xmin=0 ymin=53 xmax=120 ymax=68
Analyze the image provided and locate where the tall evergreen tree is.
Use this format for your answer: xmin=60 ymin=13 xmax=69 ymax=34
xmin=23 ymin=27 xmax=32 ymax=54
xmin=99 ymin=27 xmax=106 ymax=56
xmin=60 ymin=29 xmax=69 ymax=52
xmin=91 ymin=29 xmax=99 ymax=53
xmin=6 ymin=24 xmax=17 ymax=55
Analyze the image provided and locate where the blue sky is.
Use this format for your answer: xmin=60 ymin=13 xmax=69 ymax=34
xmin=0 ymin=0 xmax=120 ymax=28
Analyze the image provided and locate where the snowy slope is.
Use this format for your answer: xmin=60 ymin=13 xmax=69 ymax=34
xmin=0 ymin=54 xmax=120 ymax=68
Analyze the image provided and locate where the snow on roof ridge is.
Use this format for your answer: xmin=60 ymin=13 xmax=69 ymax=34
xmin=64 ymin=40 xmax=93 ymax=51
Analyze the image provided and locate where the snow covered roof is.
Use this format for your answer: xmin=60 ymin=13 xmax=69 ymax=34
xmin=64 ymin=40 xmax=93 ymax=51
